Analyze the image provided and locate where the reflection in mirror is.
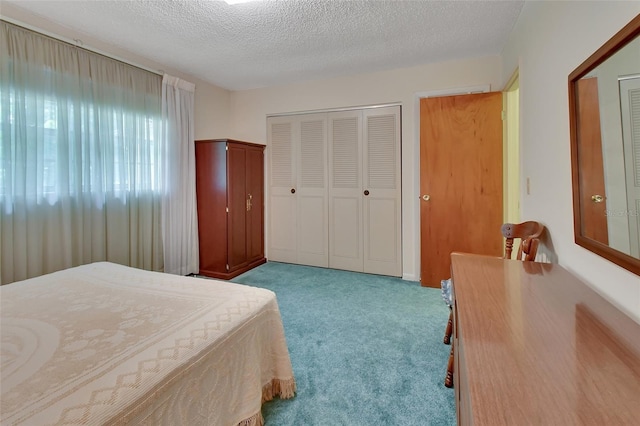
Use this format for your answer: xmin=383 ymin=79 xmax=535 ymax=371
xmin=569 ymin=14 xmax=640 ymax=275
xmin=577 ymin=37 xmax=640 ymax=256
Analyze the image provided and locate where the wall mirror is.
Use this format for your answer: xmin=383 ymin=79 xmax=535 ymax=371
xmin=569 ymin=14 xmax=640 ymax=275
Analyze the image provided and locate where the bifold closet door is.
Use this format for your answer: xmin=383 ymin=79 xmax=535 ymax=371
xmin=268 ymin=113 xmax=328 ymax=267
xmin=297 ymin=115 xmax=328 ymax=266
xmin=268 ymin=106 xmax=401 ymax=276
xmin=328 ymin=110 xmax=364 ymax=272
xmin=328 ymin=106 xmax=402 ymax=276
xmin=268 ymin=116 xmax=297 ymax=263
xmin=362 ymin=106 xmax=401 ymax=276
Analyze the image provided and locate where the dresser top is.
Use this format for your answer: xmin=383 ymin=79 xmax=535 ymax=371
xmin=451 ymin=253 xmax=640 ymax=425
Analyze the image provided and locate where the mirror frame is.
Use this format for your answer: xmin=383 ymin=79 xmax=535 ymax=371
xmin=569 ymin=14 xmax=640 ymax=276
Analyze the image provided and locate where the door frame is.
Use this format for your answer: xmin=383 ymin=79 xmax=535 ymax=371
xmin=412 ymin=85 xmax=490 ymax=281
xmin=503 ymin=70 xmax=521 ymax=225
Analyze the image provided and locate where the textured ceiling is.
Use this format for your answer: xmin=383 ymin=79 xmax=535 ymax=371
xmin=3 ymin=0 xmax=525 ymax=91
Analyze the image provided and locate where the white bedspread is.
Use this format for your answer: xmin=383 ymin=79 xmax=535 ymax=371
xmin=0 ymin=262 xmax=296 ymax=425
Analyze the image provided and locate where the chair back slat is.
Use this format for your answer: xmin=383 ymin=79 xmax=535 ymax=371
xmin=501 ymin=221 xmax=544 ymax=261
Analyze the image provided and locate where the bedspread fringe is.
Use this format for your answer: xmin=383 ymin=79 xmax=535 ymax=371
xmin=237 ymin=411 xmax=264 ymax=426
xmin=261 ymin=377 xmax=297 ymax=402
xmin=237 ymin=378 xmax=296 ymax=426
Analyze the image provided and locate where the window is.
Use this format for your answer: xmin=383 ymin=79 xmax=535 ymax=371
xmin=0 ymin=54 xmax=162 ymax=210
xmin=1 ymin=20 xmax=165 ymax=284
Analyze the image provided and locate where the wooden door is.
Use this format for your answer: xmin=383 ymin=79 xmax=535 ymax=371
xmin=576 ymin=77 xmax=609 ymax=245
xmin=420 ymin=93 xmax=503 ymax=287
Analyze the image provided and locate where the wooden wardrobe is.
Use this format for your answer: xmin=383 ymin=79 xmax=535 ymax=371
xmin=195 ymin=139 xmax=266 ymax=279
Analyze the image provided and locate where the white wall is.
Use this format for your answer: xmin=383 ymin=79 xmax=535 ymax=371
xmin=501 ymin=1 xmax=640 ymax=322
xmin=0 ymin=2 xmax=231 ymax=140
xmin=228 ymin=57 xmax=502 ymax=281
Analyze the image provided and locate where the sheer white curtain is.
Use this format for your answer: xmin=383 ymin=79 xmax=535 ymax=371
xmin=160 ymin=75 xmax=199 ymax=275
xmin=0 ymin=21 xmax=164 ymax=284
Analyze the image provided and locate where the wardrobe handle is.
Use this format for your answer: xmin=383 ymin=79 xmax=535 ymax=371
xmin=246 ymin=194 xmax=252 ymax=211
xmin=291 ymin=188 xmax=296 ymax=194
xmin=364 ymin=190 xmax=370 ymax=196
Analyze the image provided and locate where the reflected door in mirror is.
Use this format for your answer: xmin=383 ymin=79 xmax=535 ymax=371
xmin=576 ymin=77 xmax=609 ymax=245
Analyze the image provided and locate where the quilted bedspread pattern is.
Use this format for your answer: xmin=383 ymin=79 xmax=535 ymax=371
xmin=0 ymin=262 xmax=295 ymax=425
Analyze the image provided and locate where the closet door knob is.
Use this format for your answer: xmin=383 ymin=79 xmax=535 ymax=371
xmin=291 ymin=188 xmax=296 ymax=194
xmin=364 ymin=190 xmax=370 ymax=196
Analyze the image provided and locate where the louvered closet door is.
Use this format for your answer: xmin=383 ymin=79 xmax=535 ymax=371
xmin=270 ymin=106 xmax=401 ymax=276
xmin=620 ymin=77 xmax=640 ymax=257
xmin=362 ymin=106 xmax=402 ymax=276
xmin=268 ymin=114 xmax=328 ymax=266
xmin=328 ymin=111 xmax=364 ymax=271
xmin=268 ymin=116 xmax=297 ymax=263
xmin=297 ymin=114 xmax=329 ymax=267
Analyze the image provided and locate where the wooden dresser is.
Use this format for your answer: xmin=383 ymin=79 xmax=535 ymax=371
xmin=450 ymin=253 xmax=640 ymax=425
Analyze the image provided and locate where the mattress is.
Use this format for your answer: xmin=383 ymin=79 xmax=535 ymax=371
xmin=0 ymin=262 xmax=296 ymax=425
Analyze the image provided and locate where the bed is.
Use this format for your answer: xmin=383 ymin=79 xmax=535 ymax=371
xmin=0 ymin=262 xmax=296 ymax=425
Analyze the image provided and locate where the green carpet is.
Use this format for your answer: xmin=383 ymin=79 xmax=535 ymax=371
xmin=231 ymin=261 xmax=456 ymax=426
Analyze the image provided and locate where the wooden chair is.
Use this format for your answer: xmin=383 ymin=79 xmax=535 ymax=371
xmin=443 ymin=221 xmax=544 ymax=388
xmin=501 ymin=221 xmax=544 ymax=262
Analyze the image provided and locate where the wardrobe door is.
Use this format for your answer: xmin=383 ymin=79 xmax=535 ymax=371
xmin=227 ymin=143 xmax=249 ymax=272
xmin=296 ymin=114 xmax=328 ymax=267
xmin=328 ymin=110 xmax=364 ymax=272
xmin=246 ymin=144 xmax=265 ymax=264
xmin=268 ymin=116 xmax=297 ymax=263
xmin=362 ymin=106 xmax=402 ymax=276
xmin=195 ymin=141 xmax=228 ymax=276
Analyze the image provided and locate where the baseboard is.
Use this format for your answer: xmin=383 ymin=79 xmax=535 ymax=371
xmin=402 ymin=272 xmax=419 ymax=282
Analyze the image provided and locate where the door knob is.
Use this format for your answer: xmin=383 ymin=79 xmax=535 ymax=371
xmin=422 ymin=195 xmax=430 ymax=201
xmin=591 ymin=194 xmax=604 ymax=203
xmin=291 ymin=188 xmax=296 ymax=194
xmin=364 ymin=190 xmax=370 ymax=196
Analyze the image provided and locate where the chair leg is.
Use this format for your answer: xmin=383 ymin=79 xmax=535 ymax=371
xmin=443 ymin=308 xmax=453 ymax=344
xmin=444 ymin=345 xmax=454 ymax=388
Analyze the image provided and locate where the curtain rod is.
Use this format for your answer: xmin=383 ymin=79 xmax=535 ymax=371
xmin=1 ymin=17 xmax=164 ymax=77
